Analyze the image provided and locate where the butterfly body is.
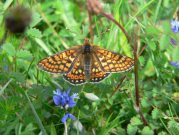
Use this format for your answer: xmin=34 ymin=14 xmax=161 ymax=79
xmin=38 ymin=39 xmax=134 ymax=85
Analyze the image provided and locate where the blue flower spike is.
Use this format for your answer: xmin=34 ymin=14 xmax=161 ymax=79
xmin=53 ymin=88 xmax=79 ymax=109
xmin=170 ymin=38 xmax=177 ymax=46
xmin=61 ymin=113 xmax=76 ymax=123
xmin=170 ymin=61 xmax=179 ymax=67
xmin=171 ymin=20 xmax=179 ymax=33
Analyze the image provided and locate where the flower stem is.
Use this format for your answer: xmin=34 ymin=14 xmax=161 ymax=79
xmin=64 ymin=122 xmax=68 ymax=135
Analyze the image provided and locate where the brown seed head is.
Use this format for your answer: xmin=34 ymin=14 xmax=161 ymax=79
xmin=87 ymin=0 xmax=103 ymax=15
xmin=5 ymin=5 xmax=32 ymax=33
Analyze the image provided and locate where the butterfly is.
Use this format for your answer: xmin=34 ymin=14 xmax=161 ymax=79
xmin=38 ymin=39 xmax=134 ymax=85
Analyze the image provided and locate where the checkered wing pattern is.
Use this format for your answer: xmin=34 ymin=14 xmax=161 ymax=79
xmin=63 ymin=57 xmax=86 ymax=85
xmin=90 ymin=55 xmax=110 ymax=82
xmin=38 ymin=47 xmax=80 ymax=74
xmin=93 ymin=46 xmax=134 ymax=73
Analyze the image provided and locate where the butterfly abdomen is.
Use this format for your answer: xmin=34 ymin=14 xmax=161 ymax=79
xmin=83 ymin=44 xmax=92 ymax=80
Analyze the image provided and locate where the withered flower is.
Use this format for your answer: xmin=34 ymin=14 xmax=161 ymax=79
xmin=87 ymin=0 xmax=103 ymax=15
xmin=5 ymin=5 xmax=32 ymax=34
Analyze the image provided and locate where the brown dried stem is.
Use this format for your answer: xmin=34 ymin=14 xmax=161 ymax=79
xmin=87 ymin=8 xmax=94 ymax=42
xmin=110 ymin=75 xmax=126 ymax=97
xmin=133 ymin=33 xmax=148 ymax=126
xmin=101 ymin=12 xmax=130 ymax=43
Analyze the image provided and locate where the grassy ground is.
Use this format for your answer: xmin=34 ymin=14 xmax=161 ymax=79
xmin=0 ymin=0 xmax=179 ymax=135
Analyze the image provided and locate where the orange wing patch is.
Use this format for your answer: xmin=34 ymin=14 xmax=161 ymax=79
xmin=63 ymin=58 xmax=86 ymax=85
xmin=94 ymin=48 xmax=134 ymax=72
xmin=38 ymin=49 xmax=79 ymax=74
xmin=90 ymin=56 xmax=110 ymax=82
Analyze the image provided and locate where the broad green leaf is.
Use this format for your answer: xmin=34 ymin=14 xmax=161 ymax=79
xmin=152 ymin=108 xmax=161 ymax=119
xmin=16 ymin=50 xmax=33 ymax=61
xmin=30 ymin=12 xmax=42 ymax=27
xmin=127 ymin=124 xmax=138 ymax=135
xmin=130 ymin=117 xmax=142 ymax=126
xmin=2 ymin=43 xmax=16 ymax=56
xmin=141 ymin=126 xmax=154 ymax=135
xmin=27 ymin=28 xmax=42 ymax=38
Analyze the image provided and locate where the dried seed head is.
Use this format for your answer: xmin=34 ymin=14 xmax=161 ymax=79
xmin=87 ymin=0 xmax=103 ymax=15
xmin=5 ymin=5 xmax=32 ymax=34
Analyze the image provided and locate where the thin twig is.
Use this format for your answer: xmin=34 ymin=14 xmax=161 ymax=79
xmin=19 ymin=36 xmax=27 ymax=50
xmin=87 ymin=9 xmax=94 ymax=42
xmin=101 ymin=12 xmax=130 ymax=43
xmin=137 ymin=44 xmax=147 ymax=60
xmin=133 ymin=32 xmax=148 ymax=126
xmin=110 ymin=75 xmax=126 ymax=97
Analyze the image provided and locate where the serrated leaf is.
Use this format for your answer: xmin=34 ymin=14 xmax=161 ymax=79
xmin=30 ymin=12 xmax=42 ymax=27
xmin=130 ymin=116 xmax=142 ymax=126
xmin=16 ymin=50 xmax=33 ymax=61
xmin=27 ymin=28 xmax=42 ymax=38
xmin=152 ymin=108 xmax=161 ymax=119
xmin=167 ymin=120 xmax=178 ymax=130
xmin=2 ymin=43 xmax=16 ymax=56
xmin=141 ymin=98 xmax=151 ymax=108
xmin=141 ymin=126 xmax=154 ymax=135
xmin=158 ymin=131 xmax=167 ymax=135
xmin=127 ymin=124 xmax=138 ymax=135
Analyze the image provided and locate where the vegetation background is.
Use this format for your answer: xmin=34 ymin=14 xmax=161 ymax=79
xmin=0 ymin=0 xmax=179 ymax=135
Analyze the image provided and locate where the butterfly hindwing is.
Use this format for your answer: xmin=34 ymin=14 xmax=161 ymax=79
xmin=93 ymin=46 xmax=134 ymax=73
xmin=63 ymin=56 xmax=86 ymax=85
xmin=90 ymin=55 xmax=110 ymax=82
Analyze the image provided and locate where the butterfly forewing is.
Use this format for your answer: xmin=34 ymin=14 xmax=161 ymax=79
xmin=38 ymin=47 xmax=80 ymax=74
xmin=63 ymin=56 xmax=86 ymax=85
xmin=93 ymin=46 xmax=134 ymax=73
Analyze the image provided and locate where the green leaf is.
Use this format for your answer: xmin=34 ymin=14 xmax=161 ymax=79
xmin=160 ymin=35 xmax=170 ymax=51
xmin=127 ymin=124 xmax=138 ymax=135
xmin=141 ymin=126 xmax=154 ymax=135
xmin=172 ymin=47 xmax=179 ymax=61
xmin=27 ymin=28 xmax=42 ymax=38
xmin=146 ymin=25 xmax=160 ymax=36
xmin=149 ymin=41 xmax=156 ymax=51
xmin=130 ymin=117 xmax=142 ymax=126
xmin=16 ymin=50 xmax=33 ymax=61
xmin=158 ymin=131 xmax=167 ymax=135
xmin=30 ymin=12 xmax=42 ymax=27
xmin=2 ymin=43 xmax=16 ymax=56
xmin=152 ymin=108 xmax=161 ymax=119
xmin=50 ymin=123 xmax=57 ymax=135
xmin=10 ymin=72 xmax=25 ymax=83
xmin=144 ymin=59 xmax=155 ymax=77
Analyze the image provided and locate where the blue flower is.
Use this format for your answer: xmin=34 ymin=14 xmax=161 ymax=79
xmin=171 ymin=20 xmax=179 ymax=33
xmin=170 ymin=38 xmax=177 ymax=46
xmin=53 ymin=88 xmax=79 ymax=109
xmin=61 ymin=113 xmax=76 ymax=123
xmin=170 ymin=61 xmax=179 ymax=67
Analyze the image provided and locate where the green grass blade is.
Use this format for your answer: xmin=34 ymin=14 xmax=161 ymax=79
xmin=25 ymin=91 xmax=48 ymax=135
